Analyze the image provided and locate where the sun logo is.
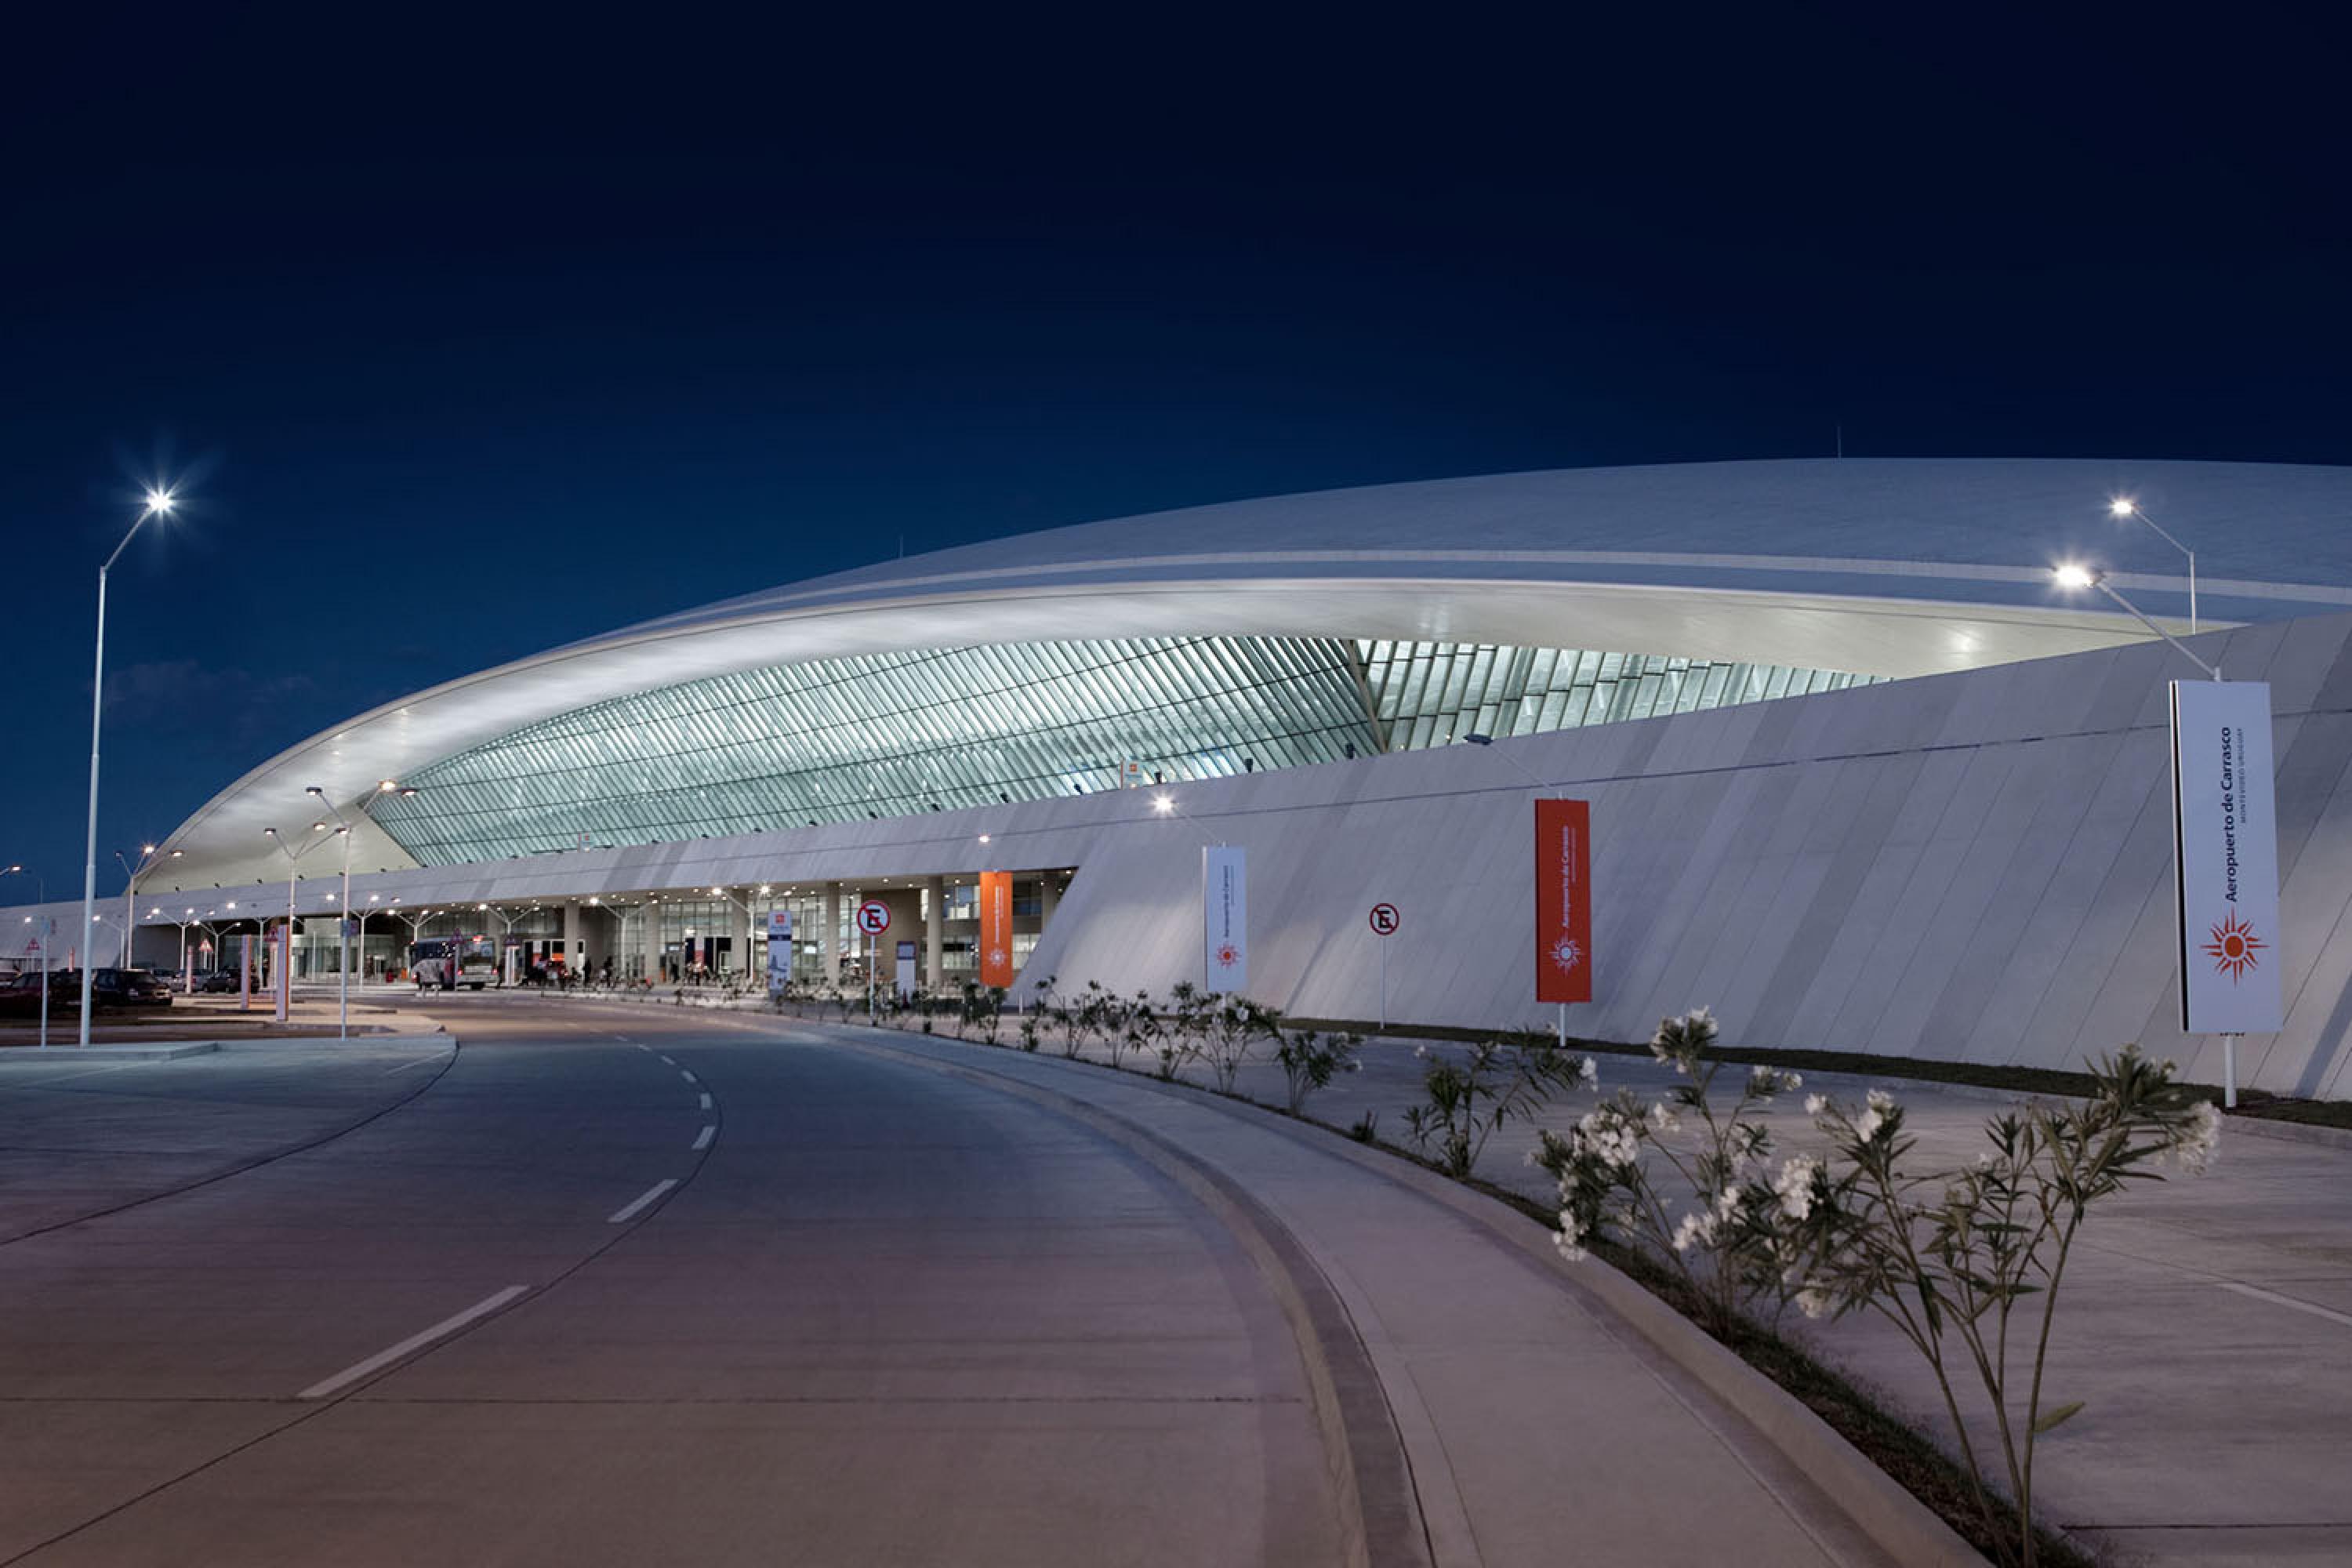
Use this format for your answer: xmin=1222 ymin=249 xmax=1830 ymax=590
xmin=1215 ymin=943 xmax=1240 ymax=968
xmin=987 ymin=947 xmax=1008 ymax=968
xmin=2204 ymin=910 xmax=2265 ymax=982
xmin=1549 ymin=938 xmax=1583 ymax=974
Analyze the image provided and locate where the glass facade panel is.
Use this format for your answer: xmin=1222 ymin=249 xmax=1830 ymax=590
xmin=372 ymin=634 xmax=1879 ymax=866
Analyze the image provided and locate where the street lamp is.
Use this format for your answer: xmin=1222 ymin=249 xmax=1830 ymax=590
xmin=2108 ymin=498 xmax=2198 ymax=636
xmin=261 ymin=822 xmax=343 ymax=1022
xmin=78 ymin=485 xmax=176 ymax=1046
xmin=112 ymin=844 xmax=182 ymax=968
xmin=2051 ymin=564 xmax=2220 ymax=681
xmin=305 ymin=781 xmax=416 ymax=1038
xmin=4 ymin=865 xmax=52 ymax=1048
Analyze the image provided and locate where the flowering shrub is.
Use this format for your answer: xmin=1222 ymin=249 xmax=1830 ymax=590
xmin=1534 ymin=1007 xmax=1804 ymax=1335
xmin=1779 ymin=1045 xmax=2219 ymax=1567
xmin=1274 ymin=1025 xmax=1364 ymax=1114
xmin=1540 ymin=1013 xmax=2221 ymax=1568
xmin=1200 ymin=996 xmax=1279 ymax=1092
xmin=1403 ymin=1038 xmax=1596 ymax=1178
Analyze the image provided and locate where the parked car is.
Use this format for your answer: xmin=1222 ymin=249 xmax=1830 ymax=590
xmin=95 ymin=968 xmax=173 ymax=1009
xmin=0 ymin=972 xmax=49 ymax=1018
xmin=198 ymin=969 xmax=243 ymax=993
xmin=46 ymin=970 xmax=173 ymax=1011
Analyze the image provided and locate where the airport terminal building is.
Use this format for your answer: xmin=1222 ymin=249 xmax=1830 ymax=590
xmin=14 ymin=456 xmax=2352 ymax=1096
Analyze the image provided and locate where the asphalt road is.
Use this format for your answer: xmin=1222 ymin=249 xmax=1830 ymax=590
xmin=0 ymin=1011 xmax=1341 ymax=1566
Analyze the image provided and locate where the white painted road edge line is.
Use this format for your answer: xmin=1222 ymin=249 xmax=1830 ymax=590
xmin=298 ymin=1285 xmax=530 ymax=1400
xmin=698 ymin=1091 xmax=713 ymax=1110
xmin=2220 ymin=1280 xmax=2352 ymax=1329
xmin=608 ymin=1178 xmax=679 ymax=1225
xmin=658 ymin=1055 xmax=676 ymax=1065
xmin=692 ymin=1124 xmax=716 ymax=1151
xmin=681 ymin=1069 xmax=699 ymax=1084
xmin=382 ymin=1051 xmax=451 ymax=1076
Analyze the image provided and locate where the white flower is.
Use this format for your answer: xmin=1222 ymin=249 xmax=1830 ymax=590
xmin=1795 ymin=1287 xmax=1831 ymax=1320
xmin=1713 ymin=1186 xmax=1740 ymax=1222
xmin=1804 ymin=1093 xmax=1828 ymax=1116
xmin=1670 ymin=1211 xmax=1712 ymax=1253
xmin=1866 ymin=1088 xmax=1895 ymax=1112
xmin=1577 ymin=1055 xmax=1599 ymax=1088
xmin=1555 ymin=1209 xmax=1588 ymax=1263
xmin=1647 ymin=1101 xmax=1682 ymax=1135
xmin=2169 ymin=1101 xmax=2223 ymax=1174
xmin=1773 ymin=1155 xmax=1819 ymax=1221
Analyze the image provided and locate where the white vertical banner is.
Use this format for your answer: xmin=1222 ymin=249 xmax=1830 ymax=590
xmin=765 ymin=907 xmax=794 ymax=996
xmin=2172 ymin=681 xmax=2284 ymax=1034
xmin=1203 ymin=845 xmax=1247 ymax=993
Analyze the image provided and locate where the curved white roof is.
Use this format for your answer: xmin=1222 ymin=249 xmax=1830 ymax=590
xmin=151 ymin=456 xmax=2352 ymax=889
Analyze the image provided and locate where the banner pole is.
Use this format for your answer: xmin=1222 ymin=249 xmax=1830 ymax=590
xmin=2224 ymin=1033 xmax=2239 ymax=1109
xmin=1558 ymin=1001 xmax=1566 ymax=1050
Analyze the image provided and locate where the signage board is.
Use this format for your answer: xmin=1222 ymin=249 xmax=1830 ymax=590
xmin=1203 ymin=845 xmax=1247 ymax=993
xmin=2172 ymin=681 xmax=2284 ymax=1033
xmin=855 ymin=901 xmax=891 ymax=936
xmin=1369 ymin=902 xmax=1401 ymax=937
xmin=978 ymin=869 xmax=1014 ymax=988
xmin=765 ymin=907 xmax=794 ymax=996
xmin=1535 ymin=799 xmax=1593 ymax=1004
xmin=895 ymin=938 xmax=917 ymax=995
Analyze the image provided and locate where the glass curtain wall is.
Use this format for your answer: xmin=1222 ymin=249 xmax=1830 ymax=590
xmin=370 ymin=636 xmax=1880 ymax=867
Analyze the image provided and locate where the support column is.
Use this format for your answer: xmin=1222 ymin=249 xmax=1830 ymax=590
xmin=1038 ymin=873 xmax=1061 ymax=930
xmin=641 ymin=900 xmax=663 ymax=982
xmin=924 ymin=875 xmax=945 ymax=991
xmin=563 ymin=898 xmax=583 ymax=978
xmin=731 ymin=895 xmax=751 ymax=981
xmin=821 ymin=882 xmax=841 ymax=985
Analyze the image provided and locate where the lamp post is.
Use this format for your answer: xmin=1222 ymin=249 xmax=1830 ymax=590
xmin=113 ymin=844 xmax=182 ymax=968
xmin=706 ymin=886 xmax=768 ymax=982
xmin=261 ymin=822 xmax=342 ymax=1023
xmin=5 ymin=866 xmax=51 ymax=1049
xmin=80 ymin=485 xmax=176 ymax=1046
xmin=306 ymin=782 xmax=416 ymax=1038
xmin=2108 ymin=498 xmax=2198 ymax=637
xmin=2051 ymin=564 xmax=2220 ymax=681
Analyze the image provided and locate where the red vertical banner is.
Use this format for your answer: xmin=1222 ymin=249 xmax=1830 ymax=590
xmin=978 ymin=869 xmax=1015 ymax=988
xmin=1534 ymin=798 xmax=1592 ymax=1004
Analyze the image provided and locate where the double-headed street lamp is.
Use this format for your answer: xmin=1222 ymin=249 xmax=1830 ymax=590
xmin=306 ymin=781 xmax=416 ymax=1038
xmin=2110 ymin=497 xmax=2198 ymax=637
xmin=79 ymin=485 xmax=176 ymax=1047
xmin=261 ymin=821 xmax=343 ymax=1023
xmin=2051 ymin=563 xmax=2220 ymax=681
xmin=113 ymin=844 xmax=182 ymax=967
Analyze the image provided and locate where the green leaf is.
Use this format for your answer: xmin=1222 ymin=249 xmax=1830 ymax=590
xmin=2031 ymin=1399 xmax=2086 ymax=1436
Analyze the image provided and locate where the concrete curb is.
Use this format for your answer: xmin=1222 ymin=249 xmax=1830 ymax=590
xmin=794 ymin=1021 xmax=1987 ymax=1568
xmin=0 ymin=1040 xmax=218 ymax=1061
xmin=826 ymin=1033 xmax=1434 ymax=1568
xmin=2224 ymin=1114 xmax=2352 ymax=1152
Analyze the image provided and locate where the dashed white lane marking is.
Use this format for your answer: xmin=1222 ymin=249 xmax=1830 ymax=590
xmin=681 ymin=1069 xmax=699 ymax=1085
xmin=658 ymin=1055 xmax=677 ymax=1066
xmin=2220 ymin=1281 xmax=2352 ymax=1329
xmin=608 ymin=1178 xmax=679 ymax=1225
xmin=382 ymin=1051 xmax=450 ymax=1075
xmin=692 ymin=1125 xmax=716 ymax=1151
xmin=698 ymin=1091 xmax=712 ymax=1110
xmin=298 ymin=1285 xmax=530 ymax=1400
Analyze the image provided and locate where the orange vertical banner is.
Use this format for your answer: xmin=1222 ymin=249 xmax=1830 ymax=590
xmin=978 ymin=869 xmax=1015 ymax=988
xmin=1535 ymin=799 xmax=1592 ymax=1004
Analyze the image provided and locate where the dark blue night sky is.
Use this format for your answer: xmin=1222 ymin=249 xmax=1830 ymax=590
xmin=3 ymin=2 xmax=2345 ymax=887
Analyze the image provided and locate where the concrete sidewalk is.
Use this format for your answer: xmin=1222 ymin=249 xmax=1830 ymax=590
xmin=769 ymin=1022 xmax=1977 ymax=1568
xmin=693 ymin=997 xmax=2350 ymax=1568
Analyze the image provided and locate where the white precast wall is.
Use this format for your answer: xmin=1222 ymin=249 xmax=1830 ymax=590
xmin=34 ymin=608 xmax=2352 ymax=1097
xmin=1024 ymin=610 xmax=2352 ymax=1099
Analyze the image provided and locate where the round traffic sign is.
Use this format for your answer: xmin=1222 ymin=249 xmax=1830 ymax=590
xmin=1368 ymin=902 xmax=1401 ymax=937
xmin=855 ymin=900 xmax=892 ymax=936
